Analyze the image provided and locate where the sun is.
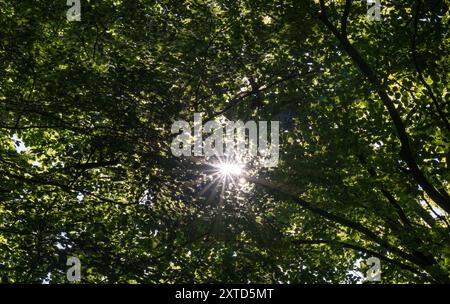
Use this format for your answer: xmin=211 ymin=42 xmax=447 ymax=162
xmin=195 ymin=154 xmax=251 ymax=201
xmin=210 ymin=155 xmax=245 ymax=180
xmin=217 ymin=163 xmax=243 ymax=177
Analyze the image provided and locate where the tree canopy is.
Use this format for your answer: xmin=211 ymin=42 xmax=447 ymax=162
xmin=0 ymin=0 xmax=449 ymax=283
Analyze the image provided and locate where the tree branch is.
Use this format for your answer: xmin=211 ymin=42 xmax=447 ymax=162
xmin=411 ymin=0 xmax=450 ymax=133
xmin=317 ymin=3 xmax=450 ymax=214
xmin=341 ymin=0 xmax=352 ymax=36
xmin=293 ymin=239 xmax=426 ymax=278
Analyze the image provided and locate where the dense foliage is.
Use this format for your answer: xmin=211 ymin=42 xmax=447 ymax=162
xmin=0 ymin=0 xmax=449 ymax=283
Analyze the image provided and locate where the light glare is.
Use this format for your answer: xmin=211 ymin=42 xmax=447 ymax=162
xmin=218 ymin=163 xmax=242 ymax=176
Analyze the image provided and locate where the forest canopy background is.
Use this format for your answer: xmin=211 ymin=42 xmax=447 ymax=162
xmin=0 ymin=0 xmax=449 ymax=283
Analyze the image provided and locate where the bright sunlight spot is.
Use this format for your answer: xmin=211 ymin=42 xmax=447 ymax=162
xmin=217 ymin=163 xmax=243 ymax=176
